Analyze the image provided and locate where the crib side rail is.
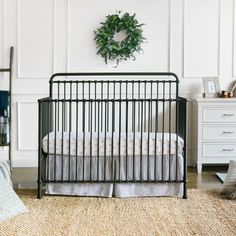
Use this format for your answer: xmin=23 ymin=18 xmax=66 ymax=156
xmin=177 ymin=97 xmax=187 ymax=140
xmin=38 ymin=97 xmax=53 ymax=198
xmin=177 ymin=96 xmax=187 ymax=198
xmin=38 ymin=97 xmax=184 ymax=172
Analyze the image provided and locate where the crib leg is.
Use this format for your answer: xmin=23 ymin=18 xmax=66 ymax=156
xmin=183 ymin=181 xmax=187 ymax=199
xmin=37 ymin=181 xmax=42 ymax=199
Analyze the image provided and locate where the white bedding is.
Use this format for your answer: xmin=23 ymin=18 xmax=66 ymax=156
xmin=42 ymin=132 xmax=184 ymax=156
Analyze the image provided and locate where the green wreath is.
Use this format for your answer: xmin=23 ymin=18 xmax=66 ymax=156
xmin=94 ymin=12 xmax=146 ymax=65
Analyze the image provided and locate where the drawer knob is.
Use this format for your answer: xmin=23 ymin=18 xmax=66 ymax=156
xmin=223 ymin=113 xmax=234 ymax=117
xmin=222 ymin=131 xmax=234 ymax=134
xmin=222 ymin=148 xmax=234 ymax=151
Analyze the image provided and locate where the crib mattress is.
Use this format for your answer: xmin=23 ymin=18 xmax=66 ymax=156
xmin=42 ymin=132 xmax=184 ymax=156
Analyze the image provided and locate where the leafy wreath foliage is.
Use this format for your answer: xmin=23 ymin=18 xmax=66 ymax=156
xmin=94 ymin=12 xmax=146 ymax=65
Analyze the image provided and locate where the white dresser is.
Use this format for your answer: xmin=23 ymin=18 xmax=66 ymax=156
xmin=193 ymin=98 xmax=236 ymax=173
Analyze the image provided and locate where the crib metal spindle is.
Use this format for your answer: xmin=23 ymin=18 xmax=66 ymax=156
xmin=144 ymin=82 xmax=146 ymax=132
xmin=148 ymin=100 xmax=150 ymax=182
xmin=90 ymin=101 xmax=93 ymax=181
xmin=95 ymin=83 xmax=97 ymax=132
xmin=138 ymin=82 xmax=140 ymax=132
xmin=118 ymin=82 xmax=121 ymax=182
xmin=169 ymin=82 xmax=172 ymax=181
xmin=161 ymin=83 xmax=165 ymax=182
xmin=112 ymin=100 xmax=115 ymax=181
xmin=54 ymin=101 xmax=57 ymax=181
xmin=140 ymin=100 xmax=143 ymax=182
xmin=68 ymin=82 xmax=72 ymax=181
xmin=176 ymin=84 xmax=179 ymax=182
xmin=97 ymin=100 xmax=100 ymax=182
xmin=154 ymin=82 xmax=158 ymax=181
xmin=133 ymin=100 xmax=136 ymax=181
xmin=57 ymin=83 xmax=60 ymax=131
xmin=61 ymin=100 xmax=64 ymax=181
xmin=126 ymin=98 xmax=128 ymax=181
xmin=82 ymin=83 xmax=85 ymax=181
xmin=104 ymin=100 xmax=107 ymax=181
xmin=47 ymin=101 xmax=50 ymax=181
xmin=75 ymin=82 xmax=78 ymax=181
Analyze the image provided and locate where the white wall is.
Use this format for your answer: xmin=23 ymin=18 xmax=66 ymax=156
xmin=0 ymin=0 xmax=235 ymax=167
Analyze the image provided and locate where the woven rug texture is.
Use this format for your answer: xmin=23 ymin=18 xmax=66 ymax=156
xmin=0 ymin=189 xmax=235 ymax=236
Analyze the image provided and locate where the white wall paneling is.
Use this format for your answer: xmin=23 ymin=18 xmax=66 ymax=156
xmin=0 ymin=0 xmax=6 ymax=155
xmin=167 ymin=0 xmax=171 ymax=72
xmin=219 ymin=0 xmax=234 ymax=89
xmin=183 ymin=0 xmax=220 ymax=78
xmin=233 ymin=0 xmax=236 ymax=77
xmin=3 ymin=0 xmax=17 ymax=82
xmin=0 ymin=0 xmax=4 ymax=73
xmin=17 ymin=0 xmax=54 ymax=79
xmin=17 ymin=101 xmax=38 ymax=151
xmin=54 ymin=0 xmax=68 ymax=73
xmin=67 ymin=0 xmax=170 ymax=72
xmin=169 ymin=0 xmax=184 ymax=76
xmin=0 ymin=0 xmax=235 ymax=167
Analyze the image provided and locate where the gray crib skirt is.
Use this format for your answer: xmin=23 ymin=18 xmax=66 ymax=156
xmin=45 ymin=154 xmax=183 ymax=197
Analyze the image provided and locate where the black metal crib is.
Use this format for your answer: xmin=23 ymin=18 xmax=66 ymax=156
xmin=38 ymin=72 xmax=187 ymax=199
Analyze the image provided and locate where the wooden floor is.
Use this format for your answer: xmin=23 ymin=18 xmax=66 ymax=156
xmin=187 ymin=166 xmax=227 ymax=189
xmin=11 ymin=166 xmax=228 ymax=190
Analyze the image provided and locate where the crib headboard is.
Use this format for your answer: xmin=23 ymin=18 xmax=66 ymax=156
xmin=49 ymin=72 xmax=179 ymax=100
xmin=39 ymin=72 xmax=186 ymax=143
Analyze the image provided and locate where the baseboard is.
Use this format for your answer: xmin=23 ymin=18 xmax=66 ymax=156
xmin=12 ymin=158 xmax=37 ymax=167
xmin=14 ymin=182 xmax=37 ymax=189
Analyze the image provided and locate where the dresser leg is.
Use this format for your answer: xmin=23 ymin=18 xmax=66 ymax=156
xmin=197 ymin=163 xmax=202 ymax=174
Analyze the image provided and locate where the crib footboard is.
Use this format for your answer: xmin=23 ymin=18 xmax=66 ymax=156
xmin=38 ymin=72 xmax=187 ymax=199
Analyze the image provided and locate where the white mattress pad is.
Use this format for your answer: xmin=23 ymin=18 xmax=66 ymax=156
xmin=42 ymin=132 xmax=184 ymax=156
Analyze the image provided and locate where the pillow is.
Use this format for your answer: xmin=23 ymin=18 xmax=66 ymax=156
xmin=0 ymin=160 xmax=12 ymax=186
xmin=0 ymin=175 xmax=27 ymax=222
xmin=221 ymin=160 xmax=236 ymax=199
xmin=223 ymin=160 xmax=236 ymax=187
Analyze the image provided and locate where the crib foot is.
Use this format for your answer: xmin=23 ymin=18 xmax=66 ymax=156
xmin=37 ymin=181 xmax=42 ymax=199
xmin=183 ymin=184 xmax=187 ymax=199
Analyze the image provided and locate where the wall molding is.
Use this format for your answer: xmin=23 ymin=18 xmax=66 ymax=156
xmin=1 ymin=0 xmax=4 ymax=65
xmin=67 ymin=0 xmax=171 ymax=72
xmin=182 ymin=0 xmax=185 ymax=78
xmin=17 ymin=0 xmax=55 ymax=79
xmin=182 ymin=0 xmax=221 ymax=78
xmin=233 ymin=0 xmax=236 ymax=78
xmin=13 ymin=157 xmax=37 ymax=167
xmin=17 ymin=101 xmax=38 ymax=151
xmin=1 ymin=0 xmax=235 ymax=167
xmin=217 ymin=0 xmax=221 ymax=77
xmin=0 ymin=0 xmax=5 ymax=78
xmin=66 ymin=0 xmax=69 ymax=72
xmin=167 ymin=0 xmax=171 ymax=72
xmin=52 ymin=0 xmax=55 ymax=75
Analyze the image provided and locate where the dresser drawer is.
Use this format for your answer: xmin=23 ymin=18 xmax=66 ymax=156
xmin=203 ymin=108 xmax=236 ymax=122
xmin=203 ymin=124 xmax=236 ymax=140
xmin=203 ymin=143 xmax=236 ymax=157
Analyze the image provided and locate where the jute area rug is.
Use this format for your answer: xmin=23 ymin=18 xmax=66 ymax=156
xmin=0 ymin=189 xmax=235 ymax=236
